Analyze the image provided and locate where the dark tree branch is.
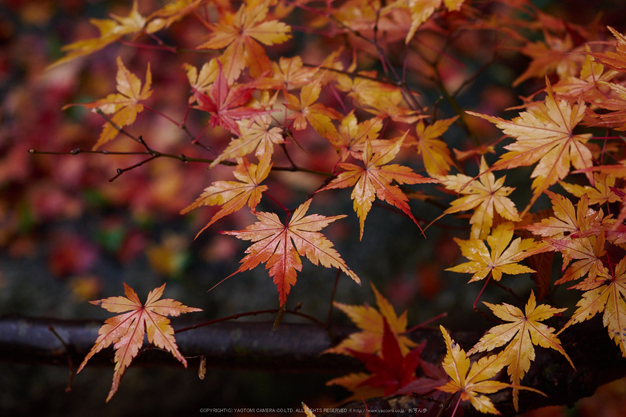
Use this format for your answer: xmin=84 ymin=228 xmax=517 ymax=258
xmin=1 ymin=315 xmax=625 ymax=416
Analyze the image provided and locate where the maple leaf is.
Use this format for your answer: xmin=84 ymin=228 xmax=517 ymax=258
xmin=441 ymin=157 xmax=519 ymax=240
xmin=180 ymin=156 xmax=271 ymax=237
xmin=210 ymin=115 xmax=284 ymax=168
xmin=588 ymin=27 xmax=626 ymax=72
xmin=405 ymin=0 xmax=465 ymax=44
xmin=326 ymin=111 xmax=384 ymax=162
xmin=589 ymin=81 xmax=626 ymax=131
xmin=406 ymin=116 xmax=458 ymax=178
xmin=551 ymin=232 xmax=607 ymax=286
xmin=525 ymin=191 xmax=599 ymax=239
xmin=348 ymin=318 xmax=423 ymax=395
xmin=256 ymin=56 xmax=317 ymax=91
xmin=325 ymin=372 xmax=385 ymax=402
xmin=437 ymin=326 xmax=510 ymax=415
xmin=183 ymin=59 xmax=219 ymax=98
xmin=447 ymin=222 xmax=545 ymax=282
xmin=525 ymin=192 xmax=608 ymax=285
xmin=77 ymin=283 xmax=201 ymax=402
xmin=196 ymin=0 xmax=291 ymax=83
xmin=560 ymin=173 xmax=621 ymax=206
xmin=193 ymin=63 xmax=271 ymax=135
xmin=317 ymin=135 xmax=435 ymax=240
xmin=325 ymin=282 xmax=417 ymax=356
xmin=49 ymin=1 xmax=148 ymax=68
xmin=395 ymin=357 xmax=450 ymax=397
xmin=222 ymin=199 xmax=360 ymax=306
xmin=552 ymin=52 xmax=617 ymax=101
xmin=66 ymin=57 xmax=152 ymax=150
xmin=467 ymin=79 xmax=593 ymax=214
xmin=560 ymin=256 xmax=626 ymax=357
xmin=284 ymin=78 xmax=342 ymax=139
xmin=146 ymin=0 xmax=203 ymax=33
xmin=468 ymin=291 xmax=572 ymax=410
xmin=512 ymin=32 xmax=579 ymax=87
xmin=335 ymin=71 xmax=421 ymax=123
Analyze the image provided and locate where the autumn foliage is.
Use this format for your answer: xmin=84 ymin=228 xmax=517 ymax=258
xmin=14 ymin=0 xmax=626 ymax=413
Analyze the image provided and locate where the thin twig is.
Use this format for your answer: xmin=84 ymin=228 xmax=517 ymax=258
xmin=48 ymin=326 xmax=75 ymax=393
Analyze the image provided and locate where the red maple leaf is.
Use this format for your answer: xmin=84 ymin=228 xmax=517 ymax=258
xmin=348 ymin=317 xmax=423 ymax=395
xmin=193 ymin=62 xmax=271 ymax=135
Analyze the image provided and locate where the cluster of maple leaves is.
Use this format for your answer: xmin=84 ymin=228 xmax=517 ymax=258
xmin=46 ymin=0 xmax=626 ymax=413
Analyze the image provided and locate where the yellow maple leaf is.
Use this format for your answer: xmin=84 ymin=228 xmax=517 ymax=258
xmin=284 ymin=78 xmax=342 ymax=139
xmin=146 ymin=0 xmax=204 ymax=33
xmin=181 ymin=156 xmax=271 ymax=237
xmin=447 ymin=222 xmax=544 ymax=282
xmin=560 ymin=173 xmax=621 ymax=206
xmin=326 ymin=111 xmax=384 ymax=162
xmin=441 ymin=157 xmax=519 ymax=240
xmin=197 ymin=0 xmax=291 ymax=83
xmin=256 ymin=56 xmax=317 ymax=91
xmin=335 ymin=71 xmax=421 ymax=123
xmin=324 ymin=282 xmax=417 ymax=356
xmin=467 ymin=79 xmax=593 ymax=215
xmin=437 ymin=326 xmax=509 ymax=415
xmin=525 ymin=192 xmax=608 ymax=285
xmin=560 ymin=256 xmax=626 ymax=357
xmin=183 ymin=59 xmax=219 ymax=98
xmin=468 ymin=291 xmax=571 ymax=411
xmin=66 ymin=57 xmax=152 ymax=150
xmin=525 ymin=192 xmax=599 ymax=239
xmin=50 ymin=1 xmax=148 ymax=68
xmin=405 ymin=0 xmax=465 ymax=44
xmin=77 ymin=283 xmax=201 ymax=402
xmin=317 ymin=135 xmax=436 ymax=240
xmin=407 ymin=116 xmax=458 ymax=178
xmin=209 ymin=115 xmax=284 ymax=168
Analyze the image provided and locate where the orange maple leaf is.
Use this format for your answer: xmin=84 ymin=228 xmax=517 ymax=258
xmin=559 ymin=256 xmax=626 ymax=357
xmin=181 ymin=156 xmax=271 ymax=237
xmin=317 ymin=135 xmax=435 ymax=240
xmin=437 ymin=326 xmax=510 ymax=415
xmin=326 ymin=111 xmax=384 ymax=162
xmin=77 ymin=283 xmax=201 ymax=402
xmin=196 ymin=0 xmax=291 ymax=83
xmin=467 ymin=78 xmax=593 ymax=214
xmin=441 ymin=157 xmax=519 ymax=240
xmin=256 ymin=56 xmax=317 ymax=91
xmin=512 ymin=31 xmax=580 ymax=87
xmin=405 ymin=0 xmax=465 ymax=44
xmin=468 ymin=291 xmax=570 ymax=411
xmin=525 ymin=192 xmax=600 ymax=239
xmin=193 ymin=63 xmax=272 ymax=136
xmin=525 ymin=192 xmax=608 ymax=285
xmin=222 ymin=199 xmax=361 ymax=306
xmin=335 ymin=71 xmax=421 ymax=123
xmin=49 ymin=1 xmax=148 ymax=68
xmin=65 ymin=57 xmax=152 ymax=150
xmin=284 ymin=78 xmax=342 ymax=139
xmin=146 ymin=0 xmax=204 ymax=33
xmin=588 ymin=27 xmax=626 ymax=72
xmin=447 ymin=222 xmax=545 ymax=282
xmin=324 ymin=282 xmax=417 ymax=356
xmin=210 ymin=115 xmax=284 ymax=168
xmin=407 ymin=116 xmax=458 ymax=178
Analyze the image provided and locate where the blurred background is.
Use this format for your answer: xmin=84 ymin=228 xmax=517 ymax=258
xmin=2 ymin=0 xmax=626 ymax=415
